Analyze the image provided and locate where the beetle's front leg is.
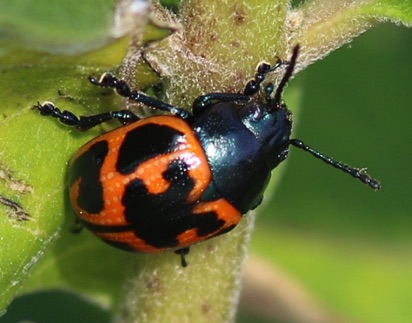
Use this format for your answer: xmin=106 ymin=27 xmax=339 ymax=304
xmin=33 ymin=101 xmax=140 ymax=131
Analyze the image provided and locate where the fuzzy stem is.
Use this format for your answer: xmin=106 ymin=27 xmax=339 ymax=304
xmin=116 ymin=0 xmax=289 ymax=322
xmin=114 ymin=0 xmax=411 ymax=321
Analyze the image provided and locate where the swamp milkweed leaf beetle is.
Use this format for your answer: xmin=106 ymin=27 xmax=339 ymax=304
xmin=34 ymin=45 xmax=380 ymax=267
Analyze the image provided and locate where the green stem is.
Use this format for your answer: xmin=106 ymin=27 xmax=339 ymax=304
xmin=116 ymin=0 xmax=288 ymax=321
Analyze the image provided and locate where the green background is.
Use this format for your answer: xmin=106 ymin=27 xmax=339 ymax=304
xmin=249 ymin=23 xmax=412 ymax=323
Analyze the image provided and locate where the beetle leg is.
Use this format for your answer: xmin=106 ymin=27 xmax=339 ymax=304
xmin=192 ymin=55 xmax=287 ymax=116
xmin=89 ymin=73 xmax=191 ymax=119
xmin=33 ymin=101 xmax=139 ymax=131
xmin=243 ymin=57 xmax=285 ymax=96
xmin=174 ymin=247 xmax=190 ymax=267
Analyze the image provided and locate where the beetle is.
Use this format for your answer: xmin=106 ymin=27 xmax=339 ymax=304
xmin=34 ymin=45 xmax=380 ymax=266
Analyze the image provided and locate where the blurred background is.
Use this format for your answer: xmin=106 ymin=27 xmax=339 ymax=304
xmin=240 ymin=23 xmax=412 ymax=323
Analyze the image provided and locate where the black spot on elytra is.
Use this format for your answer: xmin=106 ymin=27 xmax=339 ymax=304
xmin=82 ymin=204 xmax=232 ymax=251
xmin=116 ymin=124 xmax=184 ymax=174
xmin=116 ymin=157 xmax=232 ymax=249
xmin=128 ymin=205 xmax=227 ymax=249
xmin=190 ymin=211 xmax=226 ymax=237
xmin=121 ymin=159 xmax=195 ymax=222
xmin=162 ymin=158 xmax=191 ymax=187
xmin=69 ymin=140 xmax=108 ymax=214
xmin=143 ymin=209 xmax=228 ymax=249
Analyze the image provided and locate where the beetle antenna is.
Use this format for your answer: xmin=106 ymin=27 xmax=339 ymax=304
xmin=290 ymin=139 xmax=381 ymax=190
xmin=273 ymin=44 xmax=300 ymax=105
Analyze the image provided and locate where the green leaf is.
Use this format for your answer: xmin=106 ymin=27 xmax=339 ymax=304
xmin=22 ymin=229 xmax=135 ymax=308
xmin=0 ymin=1 xmax=164 ymax=310
xmin=0 ymin=0 xmax=150 ymax=54
xmin=290 ymin=0 xmax=412 ymax=69
xmin=363 ymin=0 xmax=412 ymax=24
xmin=0 ymin=62 xmax=118 ymax=309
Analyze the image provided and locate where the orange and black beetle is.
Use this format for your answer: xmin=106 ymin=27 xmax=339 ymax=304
xmin=34 ymin=45 xmax=380 ymax=266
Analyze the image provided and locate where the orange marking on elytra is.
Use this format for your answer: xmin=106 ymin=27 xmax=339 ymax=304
xmin=71 ymin=116 xmax=212 ymax=230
